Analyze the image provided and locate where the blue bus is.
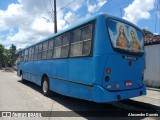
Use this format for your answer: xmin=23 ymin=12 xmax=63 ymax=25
xmin=17 ymin=14 xmax=146 ymax=103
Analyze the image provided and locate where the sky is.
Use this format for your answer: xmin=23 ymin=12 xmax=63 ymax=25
xmin=0 ymin=0 xmax=160 ymax=49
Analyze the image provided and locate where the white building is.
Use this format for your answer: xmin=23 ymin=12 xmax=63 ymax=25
xmin=144 ymin=35 xmax=160 ymax=88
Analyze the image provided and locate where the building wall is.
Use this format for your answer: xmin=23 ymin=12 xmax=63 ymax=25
xmin=144 ymin=44 xmax=160 ymax=88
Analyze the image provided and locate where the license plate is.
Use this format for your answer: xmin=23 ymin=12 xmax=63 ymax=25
xmin=125 ymin=81 xmax=132 ymax=86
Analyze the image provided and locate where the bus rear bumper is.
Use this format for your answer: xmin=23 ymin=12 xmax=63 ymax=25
xmin=93 ymin=84 xmax=146 ymax=103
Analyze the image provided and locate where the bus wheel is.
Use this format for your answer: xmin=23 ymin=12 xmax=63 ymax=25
xmin=42 ymin=77 xmax=50 ymax=96
xmin=21 ymin=72 xmax=25 ymax=83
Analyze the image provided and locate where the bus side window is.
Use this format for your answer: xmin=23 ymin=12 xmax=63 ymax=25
xmin=31 ymin=47 xmax=34 ymax=60
xmin=18 ymin=51 xmax=22 ymax=62
xmin=24 ymin=49 xmax=29 ymax=61
xmin=70 ymin=24 xmax=92 ymax=57
xmin=70 ymin=29 xmax=82 ymax=57
xmin=21 ymin=51 xmax=24 ymax=61
xmin=47 ymin=39 xmax=54 ymax=59
xmin=34 ymin=45 xmax=38 ymax=60
xmin=28 ymin=47 xmax=32 ymax=61
xmin=42 ymin=41 xmax=48 ymax=59
xmin=81 ymin=25 xmax=92 ymax=55
xmin=53 ymin=36 xmax=62 ymax=58
xmin=38 ymin=44 xmax=42 ymax=60
xmin=61 ymin=33 xmax=70 ymax=58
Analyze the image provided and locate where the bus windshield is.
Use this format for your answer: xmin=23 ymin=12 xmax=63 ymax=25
xmin=107 ymin=19 xmax=144 ymax=53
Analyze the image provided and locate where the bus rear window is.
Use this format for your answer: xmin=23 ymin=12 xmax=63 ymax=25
xmin=107 ymin=19 xmax=144 ymax=53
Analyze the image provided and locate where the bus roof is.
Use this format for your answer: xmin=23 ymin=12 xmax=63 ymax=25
xmin=19 ymin=13 xmax=142 ymax=51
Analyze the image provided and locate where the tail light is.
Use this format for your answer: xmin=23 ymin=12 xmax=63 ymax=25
xmin=105 ymin=76 xmax=110 ymax=82
xmin=125 ymin=81 xmax=132 ymax=86
xmin=106 ymin=68 xmax=111 ymax=74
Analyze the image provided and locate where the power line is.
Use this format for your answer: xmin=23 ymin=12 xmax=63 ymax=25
xmin=42 ymin=0 xmax=78 ymax=33
xmin=42 ymin=0 xmax=56 ymax=28
xmin=48 ymin=0 xmax=54 ymax=12
xmin=42 ymin=0 xmax=53 ymax=20
xmin=57 ymin=0 xmax=77 ymax=12
xmin=42 ymin=0 xmax=49 ymax=12
xmin=48 ymin=0 xmax=55 ymax=24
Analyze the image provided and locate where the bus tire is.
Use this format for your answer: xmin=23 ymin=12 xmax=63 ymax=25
xmin=21 ymin=72 xmax=25 ymax=83
xmin=42 ymin=77 xmax=50 ymax=96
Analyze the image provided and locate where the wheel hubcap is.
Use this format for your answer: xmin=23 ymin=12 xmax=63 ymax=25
xmin=43 ymin=81 xmax=48 ymax=93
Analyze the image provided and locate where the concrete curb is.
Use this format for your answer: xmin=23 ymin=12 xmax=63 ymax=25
xmin=147 ymin=87 xmax=160 ymax=92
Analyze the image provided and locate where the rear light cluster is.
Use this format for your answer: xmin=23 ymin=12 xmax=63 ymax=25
xmin=106 ymin=68 xmax=111 ymax=74
xmin=105 ymin=76 xmax=109 ymax=82
xmin=125 ymin=81 xmax=132 ymax=86
xmin=105 ymin=68 xmax=120 ymax=89
xmin=105 ymin=68 xmax=111 ymax=82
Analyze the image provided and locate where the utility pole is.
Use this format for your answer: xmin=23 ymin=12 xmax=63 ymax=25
xmin=155 ymin=5 xmax=158 ymax=34
xmin=54 ymin=0 xmax=57 ymax=33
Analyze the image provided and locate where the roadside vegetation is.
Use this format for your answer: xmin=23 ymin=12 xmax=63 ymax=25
xmin=0 ymin=44 xmax=17 ymax=70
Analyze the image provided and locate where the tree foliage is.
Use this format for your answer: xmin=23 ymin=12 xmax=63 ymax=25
xmin=0 ymin=44 xmax=17 ymax=68
xmin=0 ymin=44 xmax=5 ymax=68
xmin=142 ymin=29 xmax=153 ymax=36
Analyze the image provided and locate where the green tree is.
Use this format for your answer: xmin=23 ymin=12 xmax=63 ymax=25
xmin=9 ymin=44 xmax=17 ymax=68
xmin=0 ymin=44 xmax=5 ymax=68
xmin=0 ymin=44 xmax=17 ymax=68
xmin=142 ymin=29 xmax=153 ymax=36
xmin=3 ymin=49 xmax=10 ymax=68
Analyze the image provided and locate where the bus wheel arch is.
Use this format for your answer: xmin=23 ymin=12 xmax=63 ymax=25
xmin=20 ymin=70 xmax=22 ymax=77
xmin=20 ymin=70 xmax=25 ymax=82
xmin=41 ymin=74 xmax=50 ymax=96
